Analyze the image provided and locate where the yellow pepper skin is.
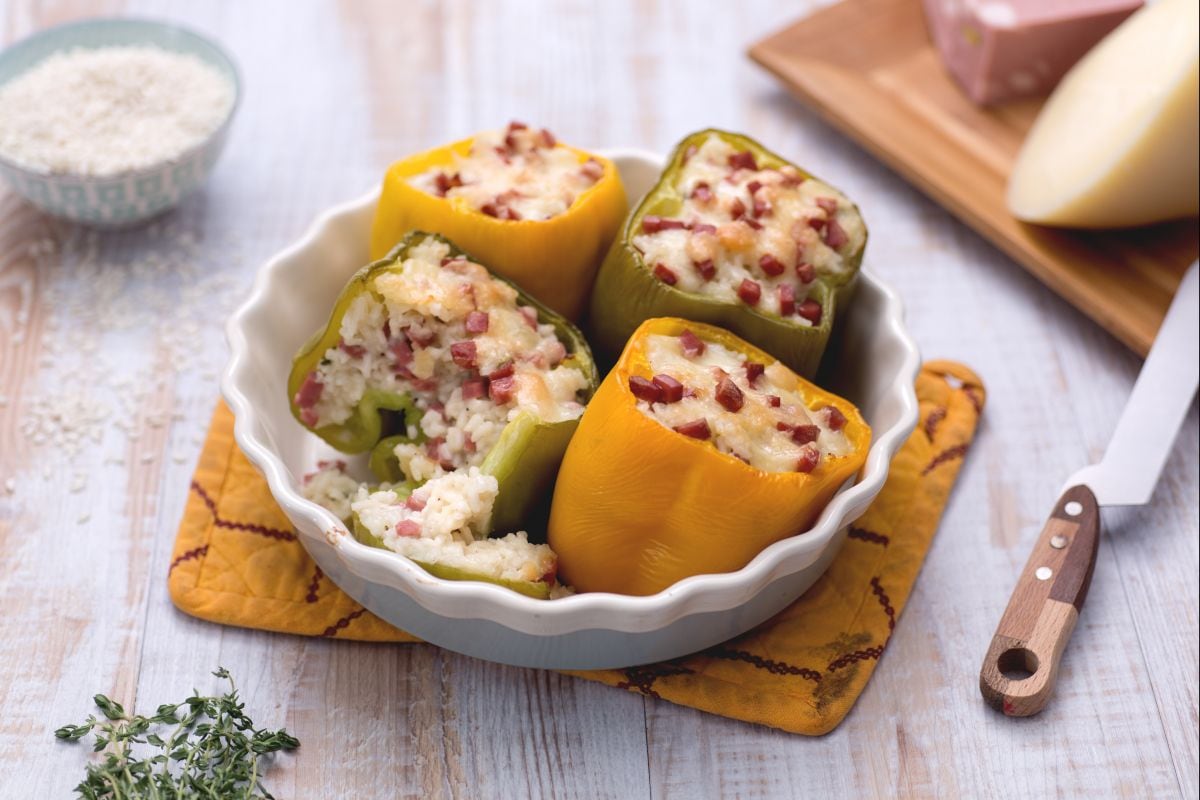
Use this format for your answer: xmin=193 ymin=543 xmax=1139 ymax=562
xmin=370 ymin=135 xmax=628 ymax=320
xmin=547 ymin=318 xmax=871 ymax=596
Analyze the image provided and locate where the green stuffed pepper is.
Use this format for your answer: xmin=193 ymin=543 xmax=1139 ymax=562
xmin=290 ymin=231 xmax=597 ymax=597
xmin=588 ymin=129 xmax=867 ymax=377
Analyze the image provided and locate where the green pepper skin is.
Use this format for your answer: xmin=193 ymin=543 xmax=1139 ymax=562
xmin=588 ymin=129 xmax=866 ymax=378
xmin=290 ymin=230 xmax=598 ymax=538
xmin=350 ymin=490 xmax=551 ymax=600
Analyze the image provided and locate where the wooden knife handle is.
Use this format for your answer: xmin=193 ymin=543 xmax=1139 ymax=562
xmin=980 ymin=484 xmax=1100 ymax=717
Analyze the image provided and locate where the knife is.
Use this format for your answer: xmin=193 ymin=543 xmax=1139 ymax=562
xmin=980 ymin=260 xmax=1200 ymax=717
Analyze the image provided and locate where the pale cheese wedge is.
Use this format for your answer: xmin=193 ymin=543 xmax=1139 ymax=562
xmin=1007 ymin=0 xmax=1199 ymax=228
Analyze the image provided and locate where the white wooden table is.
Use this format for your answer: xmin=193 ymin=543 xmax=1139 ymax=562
xmin=1 ymin=2 xmax=1196 ymax=797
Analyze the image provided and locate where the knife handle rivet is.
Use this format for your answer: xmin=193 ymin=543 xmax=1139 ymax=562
xmin=1035 ymin=566 xmax=1053 ymax=581
xmin=1064 ymin=501 xmax=1083 ymax=517
xmin=1050 ymin=535 xmax=1068 ymax=549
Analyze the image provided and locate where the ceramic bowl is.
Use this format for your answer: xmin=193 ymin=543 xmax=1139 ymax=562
xmin=222 ymin=150 xmax=921 ymax=669
xmin=0 ymin=18 xmax=240 ymax=226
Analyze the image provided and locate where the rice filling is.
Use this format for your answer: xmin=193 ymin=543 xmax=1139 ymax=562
xmin=408 ymin=122 xmax=605 ymax=221
xmin=630 ymin=331 xmax=853 ymax=473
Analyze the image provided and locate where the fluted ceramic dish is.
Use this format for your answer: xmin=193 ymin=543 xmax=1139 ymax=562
xmin=222 ymin=150 xmax=921 ymax=670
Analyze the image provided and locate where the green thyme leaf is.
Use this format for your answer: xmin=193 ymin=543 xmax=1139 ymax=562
xmin=56 ymin=668 xmax=299 ymax=799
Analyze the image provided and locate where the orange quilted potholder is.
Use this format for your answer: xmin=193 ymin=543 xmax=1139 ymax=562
xmin=169 ymin=361 xmax=984 ymax=734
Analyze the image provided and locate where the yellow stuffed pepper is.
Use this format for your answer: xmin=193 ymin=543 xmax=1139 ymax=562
xmin=547 ymin=318 xmax=870 ymax=596
xmin=370 ymin=122 xmax=627 ymax=320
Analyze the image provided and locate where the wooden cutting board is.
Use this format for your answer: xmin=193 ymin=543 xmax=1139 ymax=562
xmin=749 ymin=0 xmax=1198 ymax=357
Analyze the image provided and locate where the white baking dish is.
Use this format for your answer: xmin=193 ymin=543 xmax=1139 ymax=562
xmin=222 ymin=149 xmax=920 ymax=669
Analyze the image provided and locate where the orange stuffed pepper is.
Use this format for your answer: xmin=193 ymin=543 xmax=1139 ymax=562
xmin=547 ymin=318 xmax=870 ymax=596
xmin=370 ymin=122 xmax=627 ymax=320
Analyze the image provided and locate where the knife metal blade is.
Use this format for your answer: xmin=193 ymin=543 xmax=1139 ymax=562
xmin=1067 ymin=260 xmax=1200 ymax=506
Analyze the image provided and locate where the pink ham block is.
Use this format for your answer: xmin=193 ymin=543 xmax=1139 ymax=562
xmin=922 ymin=0 xmax=1142 ymax=105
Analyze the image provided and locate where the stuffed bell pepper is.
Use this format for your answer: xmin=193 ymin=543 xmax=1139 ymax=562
xmin=589 ymin=130 xmax=867 ymax=377
xmin=547 ymin=318 xmax=870 ymax=596
xmin=370 ymin=122 xmax=627 ymax=320
xmin=291 ymin=231 xmax=598 ymax=598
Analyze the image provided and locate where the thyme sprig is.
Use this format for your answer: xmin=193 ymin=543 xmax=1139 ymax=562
xmin=55 ymin=667 xmax=299 ymax=799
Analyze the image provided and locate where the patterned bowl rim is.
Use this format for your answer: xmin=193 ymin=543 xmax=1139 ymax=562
xmin=223 ymin=149 xmax=922 ymax=637
xmin=0 ymin=16 xmax=242 ymax=182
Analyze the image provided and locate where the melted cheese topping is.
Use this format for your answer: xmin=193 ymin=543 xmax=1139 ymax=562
xmin=298 ymin=237 xmax=587 ymax=482
xmin=635 ymin=332 xmax=852 ymax=473
xmin=632 ymin=134 xmax=865 ymax=321
xmin=408 ymin=123 xmax=604 ymax=221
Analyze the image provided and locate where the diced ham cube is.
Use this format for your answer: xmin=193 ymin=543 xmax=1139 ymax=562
xmin=807 ymin=216 xmax=827 ymax=232
xmin=791 ymin=424 xmax=821 ymax=445
xmin=728 ymin=151 xmax=757 ymax=170
xmin=628 ymin=375 xmax=661 ymax=403
xmin=339 ymin=339 xmax=366 ymax=358
xmin=715 ymin=377 xmax=745 ymax=412
xmin=461 ymin=377 xmax=487 ymax=400
xmin=294 ymin=372 xmax=323 ymax=409
xmin=300 ymin=407 xmax=319 ymax=428
xmin=797 ymin=299 xmax=822 ymax=325
xmin=581 ymin=158 xmax=604 ymax=180
xmin=465 ymin=311 xmax=489 ymax=334
xmin=679 ymin=329 xmax=706 ymax=357
xmin=450 ymin=341 xmax=477 ymax=369
xmin=795 ymin=444 xmax=820 ymax=473
xmin=488 ymin=360 xmax=515 ymax=381
xmin=744 ymin=218 xmax=763 ymax=231
xmin=744 ymin=361 xmax=765 ymax=386
xmin=752 ymin=196 xmax=771 ymax=218
xmin=693 ymin=259 xmax=716 ymax=281
xmin=766 ymin=395 xmax=781 ymax=408
xmin=405 ymin=494 xmax=427 ymax=511
xmin=389 ymin=337 xmax=414 ymax=367
xmin=759 ymin=254 xmax=785 ymax=276
xmin=816 ymin=197 xmax=839 ymax=214
xmin=653 ymin=263 xmax=679 ymax=286
xmin=683 ymin=144 xmax=699 ymax=163
xmin=434 ymin=172 xmax=463 ymax=196
xmin=690 ymin=222 xmax=717 ymax=234
xmin=729 ymin=198 xmax=746 ymax=220
xmin=747 ymin=180 xmax=762 ymax=195
xmin=539 ymin=128 xmax=557 ymax=147
xmin=673 ymin=419 xmax=712 ymax=440
xmin=796 ymin=261 xmax=816 ymax=284
xmin=824 ymin=219 xmax=848 ymax=248
xmin=642 ymin=215 xmax=688 ymax=234
xmin=489 ymin=375 xmax=516 ymax=404
xmin=822 ymin=405 xmax=848 ymax=431
xmin=652 ymin=374 xmax=684 ymax=404
xmin=691 ymin=182 xmax=713 ymax=203
xmin=779 ymin=283 xmax=796 ymax=317
xmin=519 ymin=306 xmax=539 ymax=330
xmin=394 ymin=519 xmax=422 ymax=538
xmin=737 ymin=279 xmax=761 ymax=306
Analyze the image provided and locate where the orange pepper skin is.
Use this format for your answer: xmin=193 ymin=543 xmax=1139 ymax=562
xmin=547 ymin=318 xmax=871 ymax=596
xmin=369 ymin=136 xmax=627 ymax=321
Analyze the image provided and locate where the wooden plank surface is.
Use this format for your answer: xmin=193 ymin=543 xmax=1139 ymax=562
xmin=748 ymin=0 xmax=1200 ymax=357
xmin=0 ymin=1 xmax=1196 ymax=798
